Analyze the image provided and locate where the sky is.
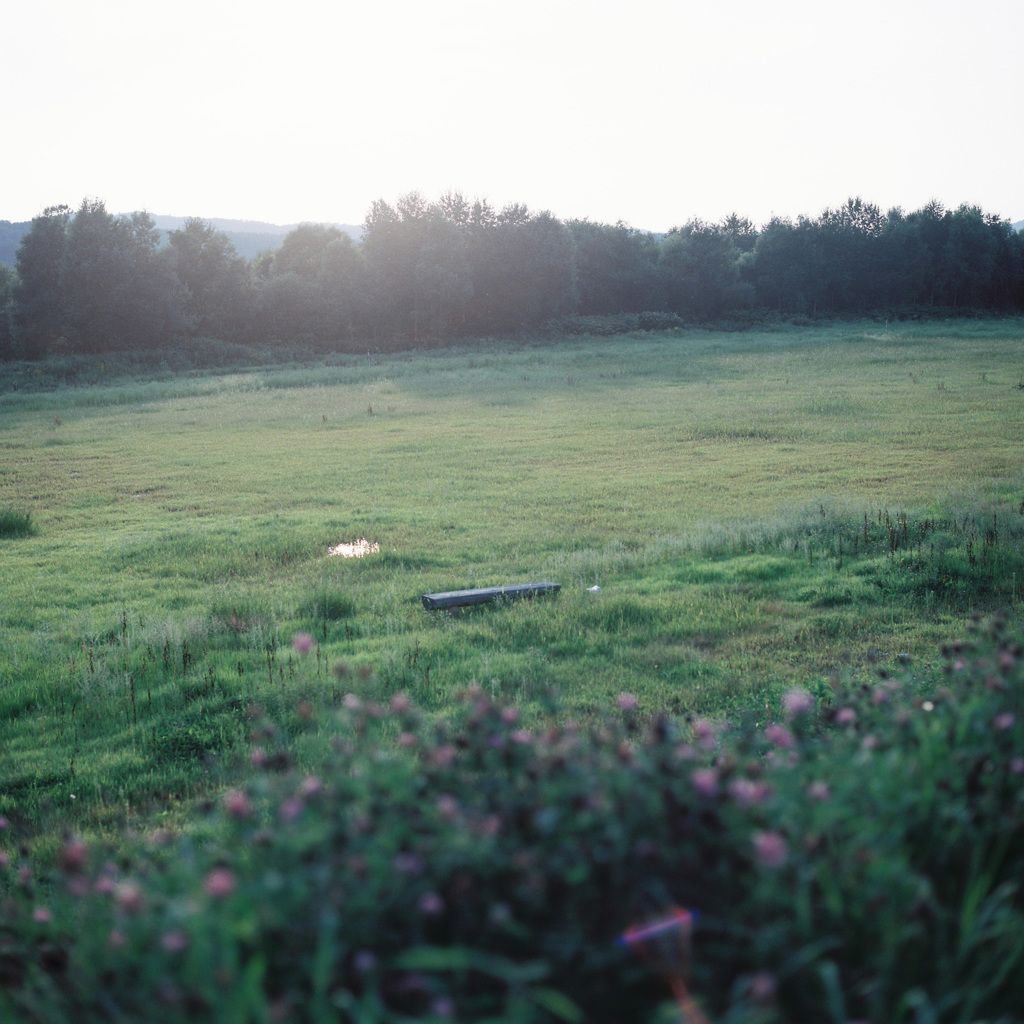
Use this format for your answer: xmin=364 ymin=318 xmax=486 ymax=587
xmin=5 ymin=0 xmax=1022 ymax=232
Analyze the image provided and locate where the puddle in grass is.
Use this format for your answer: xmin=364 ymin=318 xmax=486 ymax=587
xmin=328 ymin=538 xmax=380 ymax=558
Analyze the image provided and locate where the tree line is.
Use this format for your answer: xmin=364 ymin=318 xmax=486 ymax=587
xmin=1 ymin=193 xmax=1022 ymax=359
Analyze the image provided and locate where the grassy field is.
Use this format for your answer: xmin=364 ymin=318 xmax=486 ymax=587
xmin=2 ymin=319 xmax=1024 ymax=849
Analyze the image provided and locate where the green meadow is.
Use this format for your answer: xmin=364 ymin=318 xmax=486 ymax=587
xmin=2 ymin=319 xmax=1024 ymax=846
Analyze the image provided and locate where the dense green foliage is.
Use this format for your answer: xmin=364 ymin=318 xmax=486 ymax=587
xmin=2 ymin=620 xmax=1023 ymax=1023
xmin=1 ymin=195 xmax=1022 ymax=360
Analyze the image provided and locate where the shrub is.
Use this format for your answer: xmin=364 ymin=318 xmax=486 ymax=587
xmin=1 ymin=620 xmax=1023 ymax=1022
xmin=0 ymin=506 xmax=35 ymax=539
xmin=298 ymin=588 xmax=357 ymax=622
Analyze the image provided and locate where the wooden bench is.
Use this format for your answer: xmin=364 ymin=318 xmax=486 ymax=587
xmin=421 ymin=581 xmax=560 ymax=610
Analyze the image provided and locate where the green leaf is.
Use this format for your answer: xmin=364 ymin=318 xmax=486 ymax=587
xmin=394 ymin=946 xmax=550 ymax=985
xmin=531 ymin=987 xmax=585 ymax=1022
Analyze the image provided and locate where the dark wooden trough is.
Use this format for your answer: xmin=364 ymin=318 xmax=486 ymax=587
xmin=422 ymin=581 xmax=560 ymax=611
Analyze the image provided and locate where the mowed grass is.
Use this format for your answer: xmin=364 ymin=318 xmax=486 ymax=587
xmin=2 ymin=320 xmax=1024 ymax=844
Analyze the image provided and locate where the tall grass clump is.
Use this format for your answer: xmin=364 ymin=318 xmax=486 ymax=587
xmin=2 ymin=618 xmax=1022 ymax=1023
xmin=298 ymin=588 xmax=358 ymax=623
xmin=0 ymin=506 xmax=36 ymax=539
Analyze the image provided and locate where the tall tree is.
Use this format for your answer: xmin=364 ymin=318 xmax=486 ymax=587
xmin=658 ymin=220 xmax=743 ymax=316
xmin=470 ymin=209 xmax=576 ymax=333
xmin=272 ymin=224 xmax=347 ymax=279
xmin=0 ymin=264 xmax=15 ymax=359
xmin=568 ymin=220 xmax=659 ymax=314
xmin=12 ymin=205 xmax=71 ymax=358
xmin=359 ymin=197 xmax=417 ymax=341
xmin=166 ymin=218 xmax=250 ymax=340
xmin=359 ymin=193 xmax=475 ymax=343
xmin=815 ymin=197 xmax=885 ymax=311
xmin=721 ymin=213 xmax=758 ymax=254
xmin=411 ymin=210 xmax=472 ymax=341
xmin=748 ymin=217 xmax=817 ymax=312
xmin=938 ymin=205 xmax=1000 ymax=308
xmin=61 ymin=201 xmax=179 ymax=352
xmin=257 ymin=223 xmax=363 ymax=344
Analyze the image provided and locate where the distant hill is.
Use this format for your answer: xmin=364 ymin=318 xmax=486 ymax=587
xmin=1014 ymin=220 xmax=1024 ymax=233
xmin=0 ymin=216 xmax=362 ymax=266
xmin=142 ymin=216 xmax=362 ymax=260
xmin=144 ymin=216 xmax=362 ymax=259
xmin=146 ymin=215 xmax=360 ymax=237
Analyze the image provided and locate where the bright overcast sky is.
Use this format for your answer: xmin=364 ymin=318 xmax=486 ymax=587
xmin=5 ymin=0 xmax=1022 ymax=231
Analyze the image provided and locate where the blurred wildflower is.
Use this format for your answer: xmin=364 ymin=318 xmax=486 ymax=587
xmin=430 ymin=744 xmax=457 ymax=767
xmin=436 ymin=795 xmax=460 ymax=821
xmin=114 ymin=881 xmax=143 ymax=912
xmin=223 ymin=789 xmax=253 ymax=818
xmin=204 ymin=867 xmax=237 ymax=900
xmin=729 ymin=778 xmax=773 ymax=808
xmin=161 ymin=930 xmax=189 ymax=953
xmin=418 ymin=891 xmax=444 ymax=915
xmin=394 ymin=853 xmax=425 ymax=875
xmin=616 ymin=692 xmax=639 ymax=712
xmin=807 ymin=781 xmax=831 ymax=801
xmin=472 ymin=814 xmax=502 ymax=838
xmin=32 ymin=907 xmax=52 ymax=925
xmin=279 ymin=797 xmax=304 ymax=822
xmin=753 ymin=830 xmax=788 ymax=869
xmin=389 ymin=693 xmax=412 ymax=713
xmin=353 ymin=950 xmax=377 ymax=973
xmin=292 ymin=632 xmax=314 ymax=654
xmin=994 ymin=712 xmax=1015 ymax=730
xmin=692 ymin=718 xmax=718 ymax=750
xmin=749 ymin=970 xmax=777 ymax=1002
xmin=690 ymin=768 xmax=719 ymax=798
xmin=835 ymin=707 xmax=857 ymax=726
xmin=764 ymin=723 xmax=795 ymax=749
xmin=299 ymin=775 xmax=323 ymax=798
xmin=782 ymin=688 xmax=815 ymax=719
xmin=59 ymin=838 xmax=89 ymax=873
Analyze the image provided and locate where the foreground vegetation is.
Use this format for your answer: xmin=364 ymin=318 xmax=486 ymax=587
xmin=3 ymin=618 xmax=1023 ymax=1022
xmin=2 ymin=320 xmax=1024 ymax=1019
